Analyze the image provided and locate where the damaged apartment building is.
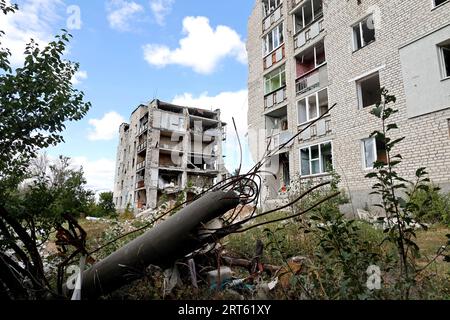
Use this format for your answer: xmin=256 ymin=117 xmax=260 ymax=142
xmin=113 ymin=100 xmax=227 ymax=213
xmin=247 ymin=0 xmax=450 ymax=211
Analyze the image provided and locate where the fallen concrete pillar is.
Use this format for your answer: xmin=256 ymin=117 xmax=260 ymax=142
xmin=65 ymin=190 xmax=239 ymax=300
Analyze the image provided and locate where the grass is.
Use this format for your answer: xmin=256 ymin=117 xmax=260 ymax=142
xmin=75 ymin=213 xmax=449 ymax=300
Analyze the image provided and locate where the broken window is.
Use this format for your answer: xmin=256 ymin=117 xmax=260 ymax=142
xmin=262 ymin=0 xmax=282 ymax=17
xmin=296 ymin=39 xmax=326 ymax=78
xmin=362 ymin=137 xmax=387 ymax=169
xmin=263 ymin=23 xmax=284 ymax=56
xmin=264 ymin=65 xmax=286 ymax=94
xmin=300 ymin=142 xmax=333 ymax=176
xmin=297 ymin=88 xmax=329 ymax=124
xmin=293 ymin=0 xmax=323 ymax=33
xmin=440 ymin=42 xmax=450 ymax=78
xmin=352 ymin=15 xmax=375 ymax=51
xmin=356 ymin=72 xmax=381 ymax=108
xmin=434 ymin=0 xmax=448 ymax=7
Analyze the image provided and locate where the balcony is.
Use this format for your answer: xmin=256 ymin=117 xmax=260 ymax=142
xmin=136 ymin=160 xmax=146 ymax=172
xmin=264 ymin=86 xmax=287 ymax=110
xmin=299 ymin=116 xmax=332 ymax=141
xmin=138 ymin=123 xmax=148 ymax=136
xmin=160 ymin=142 xmax=183 ymax=152
xmin=294 ymin=19 xmax=323 ymax=52
xmin=262 ymin=3 xmax=283 ymax=32
xmin=137 ymin=142 xmax=147 ymax=153
xmin=135 ymin=179 xmax=145 ymax=190
xmin=264 ymin=44 xmax=285 ymax=70
xmin=267 ymin=131 xmax=293 ymax=152
xmin=153 ymin=110 xmax=186 ymax=133
xmin=295 ymin=64 xmax=327 ymax=96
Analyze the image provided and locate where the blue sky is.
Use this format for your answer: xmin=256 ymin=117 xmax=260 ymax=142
xmin=2 ymin=0 xmax=255 ymax=191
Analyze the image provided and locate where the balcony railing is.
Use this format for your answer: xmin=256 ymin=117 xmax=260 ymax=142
xmin=293 ymin=18 xmax=324 ymax=51
xmin=135 ymin=180 xmax=145 ymax=190
xmin=299 ymin=116 xmax=332 ymax=141
xmin=136 ymin=160 xmax=146 ymax=172
xmin=262 ymin=3 xmax=283 ymax=32
xmin=137 ymin=142 xmax=147 ymax=153
xmin=264 ymin=86 xmax=287 ymax=110
xmin=296 ymin=70 xmax=320 ymax=96
xmin=263 ymin=44 xmax=285 ymax=70
xmin=267 ymin=131 xmax=292 ymax=151
xmin=138 ymin=123 xmax=148 ymax=136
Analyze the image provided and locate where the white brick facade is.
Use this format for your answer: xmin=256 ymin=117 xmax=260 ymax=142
xmin=247 ymin=0 xmax=450 ymax=212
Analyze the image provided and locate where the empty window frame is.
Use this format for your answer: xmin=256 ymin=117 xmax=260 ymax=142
xmin=264 ymin=65 xmax=286 ymax=94
xmin=352 ymin=15 xmax=376 ymax=51
xmin=263 ymin=23 xmax=284 ymax=56
xmin=362 ymin=137 xmax=387 ymax=169
xmin=296 ymin=40 xmax=326 ymax=76
xmin=300 ymin=142 xmax=333 ymax=176
xmin=297 ymin=88 xmax=329 ymax=124
xmin=262 ymin=0 xmax=282 ymax=17
xmin=293 ymin=0 xmax=323 ymax=34
xmin=356 ymin=72 xmax=381 ymax=108
xmin=439 ymin=42 xmax=450 ymax=79
xmin=434 ymin=0 xmax=449 ymax=8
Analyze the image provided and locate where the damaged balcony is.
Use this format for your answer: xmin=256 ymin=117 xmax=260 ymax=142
xmin=135 ymin=189 xmax=147 ymax=210
xmin=265 ymin=106 xmax=293 ymax=152
xmin=153 ymin=109 xmax=186 ymax=133
xmin=188 ymin=153 xmax=218 ymax=173
xmin=189 ymin=116 xmax=222 ymax=137
xmin=292 ymin=0 xmax=324 ymax=52
xmin=137 ymin=141 xmax=147 ymax=154
xmin=138 ymin=123 xmax=148 ymax=136
xmin=135 ymin=176 xmax=145 ymax=190
xmin=262 ymin=22 xmax=285 ymax=70
xmin=137 ymin=113 xmax=149 ymax=137
xmin=136 ymin=160 xmax=146 ymax=173
xmin=295 ymin=39 xmax=327 ymax=96
xmin=158 ymin=150 xmax=183 ymax=170
xmin=264 ymin=152 xmax=291 ymax=199
xmin=262 ymin=0 xmax=283 ymax=32
xmin=159 ymin=132 xmax=184 ymax=152
xmin=158 ymin=170 xmax=182 ymax=194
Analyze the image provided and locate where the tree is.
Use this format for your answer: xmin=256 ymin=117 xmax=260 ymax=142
xmin=0 ymin=1 xmax=90 ymax=193
xmin=0 ymin=1 xmax=91 ymax=299
xmin=96 ymin=192 xmax=116 ymax=217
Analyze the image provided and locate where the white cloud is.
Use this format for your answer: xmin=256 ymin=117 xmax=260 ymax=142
xmin=172 ymin=90 xmax=254 ymax=172
xmin=72 ymin=157 xmax=116 ymax=192
xmin=71 ymin=70 xmax=88 ymax=85
xmin=0 ymin=0 xmax=64 ymax=66
xmin=88 ymin=111 xmax=126 ymax=141
xmin=150 ymin=0 xmax=174 ymax=26
xmin=143 ymin=16 xmax=248 ymax=74
xmin=107 ymin=0 xmax=144 ymax=31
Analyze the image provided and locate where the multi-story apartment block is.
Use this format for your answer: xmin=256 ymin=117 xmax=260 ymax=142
xmin=113 ymin=100 xmax=227 ymax=213
xmin=248 ymin=0 xmax=450 ymax=212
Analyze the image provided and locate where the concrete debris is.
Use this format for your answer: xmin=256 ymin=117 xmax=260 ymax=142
xmin=163 ymin=264 xmax=183 ymax=297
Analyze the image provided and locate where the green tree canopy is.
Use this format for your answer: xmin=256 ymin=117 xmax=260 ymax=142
xmin=0 ymin=1 xmax=91 ymax=192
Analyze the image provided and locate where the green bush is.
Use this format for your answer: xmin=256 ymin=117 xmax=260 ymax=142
xmin=409 ymin=184 xmax=450 ymax=226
